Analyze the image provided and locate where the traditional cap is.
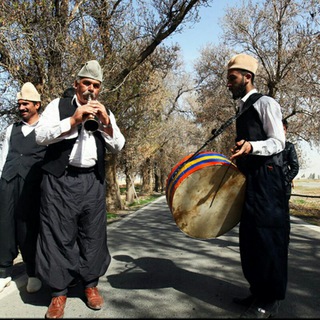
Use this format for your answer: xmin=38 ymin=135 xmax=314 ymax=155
xmin=227 ymin=53 xmax=258 ymax=75
xmin=77 ymin=60 xmax=103 ymax=82
xmin=16 ymin=82 xmax=41 ymax=102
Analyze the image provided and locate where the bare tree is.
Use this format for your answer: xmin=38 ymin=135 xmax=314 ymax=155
xmin=221 ymin=0 xmax=320 ymax=145
xmin=0 ymin=0 xmax=211 ymax=210
xmin=194 ymin=0 xmax=320 ymax=161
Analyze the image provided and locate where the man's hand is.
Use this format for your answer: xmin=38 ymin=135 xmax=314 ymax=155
xmin=91 ymin=100 xmax=110 ymax=126
xmin=70 ymin=100 xmax=103 ymax=127
xmin=230 ymin=139 xmax=252 ymax=161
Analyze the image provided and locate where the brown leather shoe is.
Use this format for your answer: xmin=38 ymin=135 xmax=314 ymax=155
xmin=84 ymin=287 xmax=104 ymax=310
xmin=45 ymin=296 xmax=67 ymax=318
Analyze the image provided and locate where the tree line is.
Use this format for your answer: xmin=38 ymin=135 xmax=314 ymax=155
xmin=0 ymin=0 xmax=319 ymax=211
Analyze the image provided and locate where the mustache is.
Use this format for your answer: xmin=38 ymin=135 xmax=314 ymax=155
xmin=19 ymin=109 xmax=29 ymax=113
xmin=83 ymin=91 xmax=95 ymax=100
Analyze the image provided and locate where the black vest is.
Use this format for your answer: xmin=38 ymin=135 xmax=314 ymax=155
xmin=41 ymin=98 xmax=106 ymax=182
xmin=235 ymin=93 xmax=282 ymax=174
xmin=1 ymin=123 xmax=47 ymax=182
xmin=236 ymin=93 xmax=264 ymax=142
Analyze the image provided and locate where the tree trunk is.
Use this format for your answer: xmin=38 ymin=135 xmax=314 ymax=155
xmin=125 ymin=173 xmax=136 ymax=204
xmin=141 ymin=157 xmax=153 ymax=194
xmin=154 ymin=162 xmax=161 ymax=192
xmin=105 ymin=153 xmax=124 ymax=212
xmin=161 ymin=171 xmax=167 ymax=193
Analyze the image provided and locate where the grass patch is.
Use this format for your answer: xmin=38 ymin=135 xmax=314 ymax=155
xmin=290 ymin=205 xmax=320 ymax=226
xmin=128 ymin=194 xmax=162 ymax=207
xmin=107 ymin=212 xmax=118 ymax=219
xmin=290 ymin=179 xmax=320 ymax=226
xmin=295 ymin=199 xmax=306 ymax=205
xmin=106 ymin=192 xmax=164 ymax=223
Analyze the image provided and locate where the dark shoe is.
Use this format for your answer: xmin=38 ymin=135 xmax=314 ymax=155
xmin=240 ymin=300 xmax=280 ymax=319
xmin=233 ymin=295 xmax=255 ymax=307
xmin=84 ymin=287 xmax=104 ymax=310
xmin=45 ymin=296 xmax=67 ymax=319
xmin=26 ymin=277 xmax=42 ymax=293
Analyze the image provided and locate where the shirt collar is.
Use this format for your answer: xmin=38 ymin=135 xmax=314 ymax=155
xmin=241 ymin=88 xmax=258 ymax=104
xmin=73 ymin=95 xmax=80 ymax=107
xmin=21 ymin=118 xmax=40 ymax=127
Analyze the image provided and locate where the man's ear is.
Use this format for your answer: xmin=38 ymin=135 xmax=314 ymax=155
xmin=35 ymin=102 xmax=41 ymax=111
xmin=245 ymin=72 xmax=252 ymax=81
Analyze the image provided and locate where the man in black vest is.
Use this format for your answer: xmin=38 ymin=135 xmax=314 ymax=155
xmin=282 ymin=119 xmax=299 ymax=211
xmin=0 ymin=82 xmax=46 ymax=294
xmin=35 ymin=60 xmax=125 ymax=319
xmin=282 ymin=119 xmax=299 ymax=245
xmin=227 ymin=54 xmax=288 ymax=318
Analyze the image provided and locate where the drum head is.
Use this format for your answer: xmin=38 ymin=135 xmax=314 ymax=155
xmin=170 ymin=163 xmax=246 ymax=239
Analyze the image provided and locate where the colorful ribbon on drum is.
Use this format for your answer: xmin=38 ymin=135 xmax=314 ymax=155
xmin=166 ymin=151 xmax=237 ymax=209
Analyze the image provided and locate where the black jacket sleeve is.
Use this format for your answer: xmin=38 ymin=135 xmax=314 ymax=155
xmin=283 ymin=142 xmax=299 ymax=184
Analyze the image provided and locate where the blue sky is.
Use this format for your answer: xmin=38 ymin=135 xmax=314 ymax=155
xmin=165 ymin=1 xmax=235 ymax=70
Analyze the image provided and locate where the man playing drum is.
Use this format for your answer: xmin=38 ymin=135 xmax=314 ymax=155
xmin=227 ymin=53 xmax=288 ymax=319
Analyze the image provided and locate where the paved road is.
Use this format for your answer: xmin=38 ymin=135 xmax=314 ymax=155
xmin=0 ymin=196 xmax=319 ymax=318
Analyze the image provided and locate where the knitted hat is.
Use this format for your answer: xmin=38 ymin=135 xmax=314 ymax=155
xmin=77 ymin=60 xmax=103 ymax=82
xmin=16 ymin=82 xmax=41 ymax=102
xmin=227 ymin=53 xmax=258 ymax=75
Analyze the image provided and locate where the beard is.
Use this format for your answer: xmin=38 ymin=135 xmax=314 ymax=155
xmin=231 ymin=80 xmax=247 ymax=100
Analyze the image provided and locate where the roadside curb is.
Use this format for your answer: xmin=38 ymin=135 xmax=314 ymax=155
xmin=290 ymin=215 xmax=320 ymax=232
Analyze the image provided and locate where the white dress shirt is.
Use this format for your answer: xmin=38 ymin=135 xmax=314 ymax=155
xmin=35 ymin=96 xmax=125 ymax=168
xmin=239 ymin=89 xmax=285 ymax=156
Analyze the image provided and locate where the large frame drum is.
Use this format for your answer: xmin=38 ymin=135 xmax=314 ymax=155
xmin=166 ymin=151 xmax=246 ymax=239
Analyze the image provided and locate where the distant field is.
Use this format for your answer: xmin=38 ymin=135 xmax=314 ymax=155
xmin=290 ymin=179 xmax=320 ymax=226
